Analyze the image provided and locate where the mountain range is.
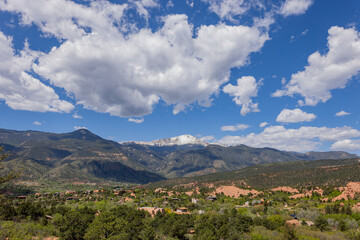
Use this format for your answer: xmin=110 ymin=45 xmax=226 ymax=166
xmin=0 ymin=128 xmax=358 ymax=184
xmin=148 ymin=158 xmax=360 ymax=189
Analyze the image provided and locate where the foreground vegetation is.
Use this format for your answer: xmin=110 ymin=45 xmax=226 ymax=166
xmin=1 ymin=183 xmax=360 ymax=240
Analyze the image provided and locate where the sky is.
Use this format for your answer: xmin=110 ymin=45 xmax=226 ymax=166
xmin=1 ymin=0 xmax=360 ymax=154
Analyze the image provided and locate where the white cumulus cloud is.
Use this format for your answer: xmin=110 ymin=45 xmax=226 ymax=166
xmin=34 ymin=15 xmax=267 ymax=117
xmin=72 ymin=113 xmax=83 ymax=119
xmin=74 ymin=126 xmax=87 ymax=130
xmin=201 ymin=0 xmax=250 ymax=20
xmin=223 ymin=76 xmax=261 ymax=116
xmin=199 ymin=135 xmax=215 ymax=142
xmin=335 ymin=111 xmax=350 ymax=117
xmin=133 ymin=0 xmax=159 ymax=20
xmin=273 ymin=27 xmax=360 ymax=106
xmin=221 ymin=123 xmax=249 ymax=132
xmin=32 ymin=121 xmax=42 ymax=126
xmin=0 ymin=31 xmax=74 ymax=113
xmin=219 ymin=125 xmax=360 ymax=152
xmin=259 ymin=122 xmax=268 ymax=128
xmin=280 ymin=0 xmax=313 ymax=17
xmin=128 ymin=118 xmax=144 ymax=124
xmin=201 ymin=0 xmax=270 ymax=22
xmin=276 ymin=108 xmax=316 ymax=123
xmin=331 ymin=139 xmax=360 ymax=151
xmin=0 ymin=0 xmax=128 ymax=40
xmin=1 ymin=0 xmax=269 ymax=118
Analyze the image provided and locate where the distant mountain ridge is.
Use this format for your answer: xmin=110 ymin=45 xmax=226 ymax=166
xmin=0 ymin=128 xmax=102 ymax=146
xmin=0 ymin=128 xmax=358 ymax=184
xmin=127 ymin=134 xmax=210 ymax=146
xmin=148 ymin=158 xmax=360 ymax=189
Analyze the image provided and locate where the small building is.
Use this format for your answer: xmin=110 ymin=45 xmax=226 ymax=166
xmin=175 ymin=207 xmax=190 ymax=214
xmin=35 ymin=193 xmax=42 ymax=197
xmin=306 ymin=221 xmax=314 ymax=226
xmin=198 ymin=210 xmax=205 ymax=215
xmin=191 ymin=198 xmax=199 ymax=204
xmin=154 ymin=188 xmax=165 ymax=193
xmin=124 ymin=197 xmax=133 ymax=202
xmin=66 ymin=197 xmax=78 ymax=201
xmin=176 ymin=207 xmax=188 ymax=213
xmin=16 ymin=196 xmax=27 ymax=199
xmin=251 ymin=200 xmax=263 ymax=205
xmin=205 ymin=196 xmax=217 ymax=202
xmin=65 ymin=190 xmax=76 ymax=195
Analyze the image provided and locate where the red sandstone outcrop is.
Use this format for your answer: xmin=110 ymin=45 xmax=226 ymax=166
xmin=332 ymin=182 xmax=360 ymax=202
xmin=289 ymin=193 xmax=309 ymax=199
xmin=289 ymin=187 xmax=323 ymax=199
xmin=271 ymin=186 xmax=299 ymax=194
xmin=215 ymin=186 xmax=260 ymax=198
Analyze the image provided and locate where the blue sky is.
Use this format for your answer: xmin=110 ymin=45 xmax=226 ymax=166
xmin=1 ymin=0 xmax=360 ymax=153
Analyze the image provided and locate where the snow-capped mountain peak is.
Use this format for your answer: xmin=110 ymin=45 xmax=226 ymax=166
xmin=133 ymin=134 xmax=210 ymax=146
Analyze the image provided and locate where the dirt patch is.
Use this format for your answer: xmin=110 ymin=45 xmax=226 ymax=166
xmin=286 ymin=219 xmax=301 ymax=226
xmin=32 ymin=237 xmax=59 ymax=240
xmin=213 ymin=160 xmax=226 ymax=168
xmin=72 ymin=181 xmax=86 ymax=185
xmin=179 ymin=183 xmax=197 ymax=188
xmin=352 ymin=202 xmax=360 ymax=212
xmin=15 ymin=181 xmax=41 ymax=186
